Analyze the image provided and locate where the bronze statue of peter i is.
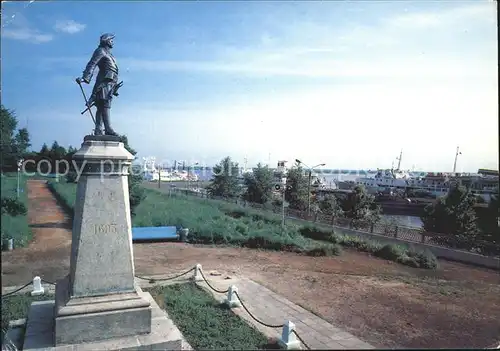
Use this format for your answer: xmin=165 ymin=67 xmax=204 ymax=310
xmin=77 ymin=33 xmax=123 ymax=136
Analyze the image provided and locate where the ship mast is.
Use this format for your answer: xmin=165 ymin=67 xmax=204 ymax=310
xmin=453 ymin=146 xmax=461 ymax=173
xmin=396 ymin=149 xmax=403 ymax=171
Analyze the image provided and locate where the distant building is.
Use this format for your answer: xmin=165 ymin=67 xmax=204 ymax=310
xmin=478 ymin=169 xmax=499 ymax=177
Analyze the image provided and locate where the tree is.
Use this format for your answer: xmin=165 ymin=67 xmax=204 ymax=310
xmin=0 ymin=105 xmax=31 ymax=170
xmin=14 ymin=128 xmax=31 ymax=156
xmin=421 ymin=184 xmax=480 ymax=249
xmin=119 ymin=135 xmax=136 ymax=156
xmin=49 ymin=141 xmax=67 ymax=160
xmin=318 ymin=194 xmax=344 ymax=218
xmin=39 ymin=143 xmax=50 ymax=156
xmin=341 ymin=185 xmax=381 ymax=225
xmin=208 ymin=156 xmax=241 ymax=198
xmin=0 ymin=106 xmax=18 ymax=168
xmin=243 ymin=163 xmax=274 ymax=204
xmin=118 ymin=134 xmax=144 ymax=216
xmin=477 ymin=194 xmax=499 ymax=234
xmin=285 ymin=162 xmax=309 ymax=210
xmin=475 ymin=194 xmax=499 ymax=252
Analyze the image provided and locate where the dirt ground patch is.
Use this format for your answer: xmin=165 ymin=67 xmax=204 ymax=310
xmin=2 ymin=180 xmax=499 ymax=348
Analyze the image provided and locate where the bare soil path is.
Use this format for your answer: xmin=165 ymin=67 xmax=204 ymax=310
xmin=2 ymin=180 xmax=499 ymax=349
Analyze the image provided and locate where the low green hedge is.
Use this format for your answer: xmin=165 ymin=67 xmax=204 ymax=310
xmin=48 ymin=181 xmax=438 ymax=269
xmin=299 ymin=224 xmax=438 ymax=269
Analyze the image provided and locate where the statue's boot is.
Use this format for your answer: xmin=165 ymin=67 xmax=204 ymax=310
xmin=94 ymin=112 xmax=103 ymax=135
xmin=102 ymin=107 xmax=118 ymax=136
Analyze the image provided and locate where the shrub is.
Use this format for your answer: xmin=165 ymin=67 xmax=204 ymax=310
xmin=65 ymin=172 xmax=78 ymax=183
xmin=375 ymin=244 xmax=407 ymax=261
xmin=396 ymin=254 xmax=420 ymax=268
xmin=407 ymin=247 xmax=439 ymax=269
xmin=299 ymin=225 xmax=337 ymax=243
xmin=1 ymin=197 xmax=27 ymax=216
xmin=305 ymin=244 xmax=342 ymax=257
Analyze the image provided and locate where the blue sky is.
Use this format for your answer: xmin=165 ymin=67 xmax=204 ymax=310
xmin=1 ymin=0 xmax=497 ymax=172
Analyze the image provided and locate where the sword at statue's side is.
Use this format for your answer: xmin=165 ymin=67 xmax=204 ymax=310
xmin=75 ymin=77 xmax=96 ymax=124
xmin=79 ymin=81 xmax=123 ymax=115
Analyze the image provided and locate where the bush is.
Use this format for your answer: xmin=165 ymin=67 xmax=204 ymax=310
xmin=375 ymin=244 xmax=408 ymax=261
xmin=407 ymin=247 xmax=439 ymax=269
xmin=1 ymin=197 xmax=27 ymax=216
xmin=65 ymin=172 xmax=78 ymax=183
xmin=369 ymin=244 xmax=438 ymax=269
xmin=299 ymin=225 xmax=337 ymax=243
xmin=305 ymin=244 xmax=342 ymax=257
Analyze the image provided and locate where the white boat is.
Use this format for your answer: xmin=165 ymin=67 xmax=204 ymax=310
xmin=335 ymin=149 xmax=498 ymax=202
xmin=142 ymin=157 xmax=199 ymax=182
xmin=355 ymin=168 xmax=411 ymax=194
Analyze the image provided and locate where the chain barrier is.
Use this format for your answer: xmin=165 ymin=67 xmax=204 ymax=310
xmin=197 ymin=270 xmax=310 ymax=350
xmin=292 ymin=329 xmax=311 ymax=350
xmin=135 ymin=267 xmax=195 ymax=283
xmin=2 ymin=268 xmax=311 ymax=350
xmin=233 ymin=291 xmax=283 ymax=329
xmin=198 ymin=269 xmax=229 ymax=294
xmin=1 ymin=282 xmax=32 ymax=299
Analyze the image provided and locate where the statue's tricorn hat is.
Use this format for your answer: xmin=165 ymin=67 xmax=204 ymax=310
xmin=100 ymin=33 xmax=115 ymax=44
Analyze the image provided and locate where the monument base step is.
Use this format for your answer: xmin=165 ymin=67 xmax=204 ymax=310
xmin=23 ymin=292 xmax=192 ymax=351
xmin=54 ymin=276 xmax=152 ymax=345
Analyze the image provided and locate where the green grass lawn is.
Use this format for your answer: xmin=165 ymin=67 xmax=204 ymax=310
xmin=1 ymin=292 xmax=53 ymax=344
xmin=1 ymin=173 xmax=32 ymax=247
xmin=147 ymin=283 xmax=277 ymax=350
xmin=48 ymin=180 xmax=438 ymax=269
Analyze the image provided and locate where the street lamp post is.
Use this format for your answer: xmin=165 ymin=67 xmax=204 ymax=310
xmin=281 ymin=176 xmax=287 ymax=228
xmin=17 ymin=159 xmax=24 ymax=199
xmin=295 ymin=159 xmax=326 ymax=218
xmin=187 ymin=162 xmax=199 ymax=190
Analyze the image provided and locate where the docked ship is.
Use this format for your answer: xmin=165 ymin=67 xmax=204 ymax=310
xmin=336 ymin=150 xmax=498 ymax=202
xmin=142 ymin=157 xmax=199 ymax=182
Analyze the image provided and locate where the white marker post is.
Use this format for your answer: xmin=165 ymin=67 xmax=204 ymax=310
xmin=278 ymin=321 xmax=301 ymax=350
xmin=225 ymin=285 xmax=241 ymax=308
xmin=193 ymin=264 xmax=203 ymax=282
xmin=31 ymin=276 xmax=44 ymax=296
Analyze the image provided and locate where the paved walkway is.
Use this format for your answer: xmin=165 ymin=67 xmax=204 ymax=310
xmin=194 ymin=272 xmax=374 ymax=350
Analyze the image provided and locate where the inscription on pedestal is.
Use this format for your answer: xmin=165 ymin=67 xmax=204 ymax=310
xmin=93 ymin=224 xmax=118 ymax=235
xmin=94 ymin=190 xmax=116 ymax=201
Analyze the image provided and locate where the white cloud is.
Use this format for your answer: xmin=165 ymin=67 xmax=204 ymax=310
xmin=2 ymin=12 xmax=53 ymax=44
xmin=115 ymin=3 xmax=495 ymax=81
xmin=2 ymin=27 xmax=53 ymax=43
xmin=103 ymin=78 xmax=498 ymax=172
xmin=386 ymin=3 xmax=496 ymax=29
xmin=53 ymin=19 xmax=86 ymax=34
xmin=120 ymin=55 xmax=495 ymax=82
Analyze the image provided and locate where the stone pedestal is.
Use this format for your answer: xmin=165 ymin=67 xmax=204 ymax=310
xmin=22 ymin=135 xmax=188 ymax=350
xmin=54 ymin=135 xmax=151 ymax=345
